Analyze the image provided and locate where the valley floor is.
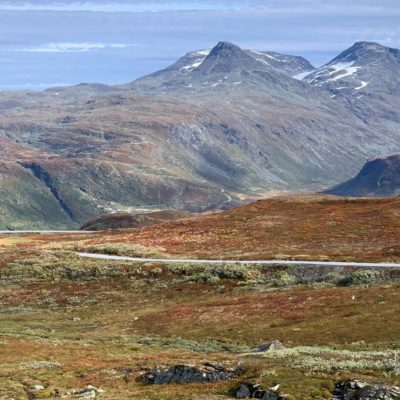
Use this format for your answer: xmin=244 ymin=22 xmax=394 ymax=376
xmin=0 ymin=196 xmax=399 ymax=399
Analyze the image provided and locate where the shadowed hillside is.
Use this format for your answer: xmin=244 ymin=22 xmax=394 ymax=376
xmin=326 ymin=154 xmax=400 ymax=197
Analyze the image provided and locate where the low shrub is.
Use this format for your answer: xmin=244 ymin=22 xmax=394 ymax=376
xmin=166 ymin=263 xmax=265 ymax=284
xmin=244 ymin=346 xmax=400 ymax=376
xmin=73 ymin=242 xmax=167 ymax=258
xmin=339 ymin=270 xmax=382 ymax=286
xmin=1 ymin=251 xmax=129 ymax=282
xmin=136 ymin=336 xmax=248 ymax=353
xmin=270 ymin=271 xmax=296 ymax=287
xmin=325 ymin=272 xmax=346 ymax=284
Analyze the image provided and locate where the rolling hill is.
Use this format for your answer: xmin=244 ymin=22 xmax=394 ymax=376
xmin=106 ymin=195 xmax=400 ymax=262
xmin=326 ymin=154 xmax=400 ymax=197
xmin=80 ymin=210 xmax=192 ymax=231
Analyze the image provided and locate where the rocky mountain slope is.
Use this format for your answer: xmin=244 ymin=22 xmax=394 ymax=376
xmin=326 ymin=154 xmax=400 ymax=197
xmin=301 ymin=41 xmax=400 ymax=94
xmin=298 ymin=41 xmax=400 ymax=124
xmin=131 ymin=42 xmax=314 ymax=92
xmin=1 ymin=41 xmax=400 ymax=229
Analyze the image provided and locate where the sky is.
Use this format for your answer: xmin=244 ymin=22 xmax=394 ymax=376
xmin=0 ymin=0 xmax=399 ymax=90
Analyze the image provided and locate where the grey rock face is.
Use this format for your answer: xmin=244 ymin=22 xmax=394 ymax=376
xmin=196 ymin=41 xmax=260 ymax=75
xmin=246 ymin=50 xmax=314 ymax=76
xmin=140 ymin=362 xmax=241 ymax=385
xmin=250 ymin=340 xmax=285 ymax=353
xmin=332 ymin=380 xmax=400 ymax=400
xmin=236 ymin=383 xmax=283 ymax=399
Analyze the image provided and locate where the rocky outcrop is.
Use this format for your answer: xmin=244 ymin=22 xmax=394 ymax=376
xmin=332 ymin=380 xmax=400 ymax=400
xmin=139 ymin=362 xmax=242 ymax=385
xmin=250 ymin=340 xmax=285 ymax=353
xmin=236 ymin=383 xmax=283 ymax=399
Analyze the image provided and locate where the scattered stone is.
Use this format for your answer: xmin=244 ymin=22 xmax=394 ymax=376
xmin=140 ymin=362 xmax=242 ymax=385
xmin=236 ymin=383 xmax=255 ymax=398
xmin=332 ymin=380 xmax=400 ymax=400
xmin=236 ymin=382 xmax=283 ymax=399
xmin=24 ymin=385 xmax=60 ymax=399
xmin=76 ymin=390 xmax=96 ymax=399
xmin=250 ymin=340 xmax=285 ymax=353
xmin=72 ymin=385 xmax=104 ymax=399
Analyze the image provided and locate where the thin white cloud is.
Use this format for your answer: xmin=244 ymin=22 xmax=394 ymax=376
xmin=257 ymin=1 xmax=400 ymax=17
xmin=0 ymin=0 xmax=398 ymax=89
xmin=0 ymin=1 xmax=252 ymax=12
xmin=12 ymin=42 xmax=132 ymax=53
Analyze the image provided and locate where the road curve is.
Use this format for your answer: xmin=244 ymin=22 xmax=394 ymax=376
xmin=78 ymin=253 xmax=400 ymax=269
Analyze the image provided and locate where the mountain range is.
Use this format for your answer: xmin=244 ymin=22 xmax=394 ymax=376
xmin=1 ymin=40 xmax=400 ymax=229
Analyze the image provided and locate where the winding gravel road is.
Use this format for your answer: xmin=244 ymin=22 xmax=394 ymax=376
xmin=78 ymin=253 xmax=400 ymax=269
xmin=1 ymin=231 xmax=398 ymax=269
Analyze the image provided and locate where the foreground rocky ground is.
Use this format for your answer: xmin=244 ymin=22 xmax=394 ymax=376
xmin=1 ymin=196 xmax=400 ymax=399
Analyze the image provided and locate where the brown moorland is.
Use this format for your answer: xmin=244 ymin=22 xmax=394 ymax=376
xmin=95 ymin=195 xmax=400 ymax=262
xmin=1 ymin=195 xmax=400 ymax=399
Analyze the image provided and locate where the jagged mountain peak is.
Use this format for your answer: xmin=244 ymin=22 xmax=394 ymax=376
xmin=209 ymin=41 xmax=242 ymax=55
xmin=194 ymin=41 xmax=263 ymax=75
xmin=299 ymin=41 xmax=400 ymax=104
xmin=130 ymin=41 xmax=316 ymax=93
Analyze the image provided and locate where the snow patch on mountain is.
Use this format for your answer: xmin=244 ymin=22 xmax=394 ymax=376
xmin=293 ymin=70 xmax=313 ymax=80
xmin=302 ymin=58 xmax=368 ymax=93
xmin=326 ymin=61 xmax=355 ymax=74
xmin=195 ymin=49 xmax=211 ymax=56
xmin=179 ymin=49 xmax=211 ymax=72
xmin=249 ymin=50 xmax=277 ymax=61
xmin=355 ymin=81 xmax=369 ymax=90
xmin=181 ymin=60 xmax=204 ymax=71
xmin=326 ymin=66 xmax=361 ymax=82
xmin=308 ymin=61 xmax=358 ymax=81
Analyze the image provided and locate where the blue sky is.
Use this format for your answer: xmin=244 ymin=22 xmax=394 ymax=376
xmin=0 ymin=0 xmax=399 ymax=90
